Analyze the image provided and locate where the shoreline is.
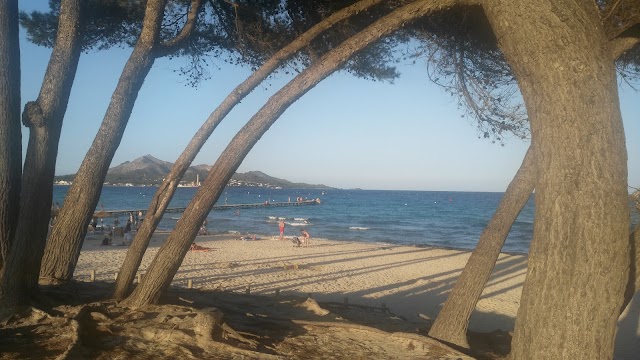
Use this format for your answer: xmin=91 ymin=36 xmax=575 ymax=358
xmin=76 ymin=232 xmax=639 ymax=358
xmin=151 ymin=229 xmax=531 ymax=256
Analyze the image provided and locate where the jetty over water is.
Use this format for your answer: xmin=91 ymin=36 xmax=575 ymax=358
xmin=89 ymin=198 xmax=321 ymax=219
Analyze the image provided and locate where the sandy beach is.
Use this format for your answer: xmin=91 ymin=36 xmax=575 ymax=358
xmin=76 ymin=232 xmax=639 ymax=358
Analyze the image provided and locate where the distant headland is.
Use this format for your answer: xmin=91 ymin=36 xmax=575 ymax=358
xmin=54 ymin=155 xmax=335 ymax=190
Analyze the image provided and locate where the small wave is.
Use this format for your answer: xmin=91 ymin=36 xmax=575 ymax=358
xmin=228 ymin=230 xmax=240 ymax=234
xmin=288 ymin=222 xmax=309 ymax=226
xmin=268 ymin=216 xmax=277 ymax=220
xmin=349 ymin=226 xmax=369 ymax=230
xmin=294 ymin=217 xmax=308 ymax=221
xmin=171 ymin=217 xmax=181 ymax=220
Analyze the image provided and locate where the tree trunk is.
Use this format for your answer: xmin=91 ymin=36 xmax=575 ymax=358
xmin=428 ymin=145 xmax=535 ymax=347
xmin=622 ymin=224 xmax=639 ymax=313
xmin=484 ymin=1 xmax=629 ymax=358
xmin=39 ymin=0 xmax=167 ymax=285
xmin=0 ymin=0 xmax=84 ymax=303
xmin=122 ymin=0 xmax=472 ymax=308
xmin=0 ymin=0 xmax=21 ymax=271
xmin=113 ymin=0 xmax=386 ymax=300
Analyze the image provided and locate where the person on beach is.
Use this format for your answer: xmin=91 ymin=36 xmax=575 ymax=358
xmin=301 ymin=229 xmax=310 ymax=247
xmin=190 ymin=243 xmax=213 ymax=251
xmin=102 ymin=229 xmax=113 ymax=246
xmin=124 ymin=220 xmax=132 ymax=245
xmin=279 ymin=219 xmax=285 ymax=240
xmin=199 ymin=220 xmax=208 ymax=235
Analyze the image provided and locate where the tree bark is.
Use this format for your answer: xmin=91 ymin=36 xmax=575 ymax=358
xmin=0 ymin=0 xmax=21 ymax=271
xmin=428 ymin=145 xmax=535 ymax=348
xmin=484 ymin=1 xmax=629 ymax=358
xmin=38 ymin=0 xmax=168 ymax=285
xmin=113 ymin=0 xmax=386 ymax=300
xmin=0 ymin=0 xmax=83 ymax=304
xmin=622 ymin=224 xmax=639 ymax=313
xmin=122 ymin=0 xmax=474 ymax=308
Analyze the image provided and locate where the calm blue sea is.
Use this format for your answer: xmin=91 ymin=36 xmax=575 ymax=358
xmin=53 ymin=185 xmax=537 ymax=254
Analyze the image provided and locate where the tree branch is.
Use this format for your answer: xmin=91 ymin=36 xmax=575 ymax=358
xmin=601 ymin=0 xmax=640 ymax=39
xmin=157 ymin=0 xmax=203 ymax=57
xmin=609 ymin=25 xmax=640 ymax=60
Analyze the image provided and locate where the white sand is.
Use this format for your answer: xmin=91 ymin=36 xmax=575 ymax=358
xmin=76 ymin=232 xmax=639 ymax=358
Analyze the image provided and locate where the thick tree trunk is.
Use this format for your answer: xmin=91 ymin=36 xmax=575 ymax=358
xmin=39 ymin=0 xmax=167 ymax=285
xmin=428 ymin=145 xmax=535 ymax=347
xmin=113 ymin=0 xmax=386 ymax=300
xmin=122 ymin=0 xmax=472 ymax=308
xmin=0 ymin=0 xmax=83 ymax=304
xmin=622 ymin=224 xmax=639 ymax=313
xmin=484 ymin=1 xmax=629 ymax=358
xmin=0 ymin=0 xmax=21 ymax=270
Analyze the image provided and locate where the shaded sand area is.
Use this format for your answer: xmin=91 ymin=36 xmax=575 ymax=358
xmin=73 ymin=233 xmax=639 ymax=359
xmin=77 ymin=233 xmax=524 ymax=331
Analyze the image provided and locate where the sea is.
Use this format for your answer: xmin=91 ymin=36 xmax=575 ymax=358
xmin=53 ymin=185 xmax=540 ymax=254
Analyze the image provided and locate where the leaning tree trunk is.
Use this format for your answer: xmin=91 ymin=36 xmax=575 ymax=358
xmin=484 ymin=1 xmax=629 ymax=358
xmin=0 ymin=0 xmax=21 ymax=271
xmin=113 ymin=0 xmax=386 ymax=300
xmin=38 ymin=0 xmax=168 ymax=285
xmin=428 ymin=145 xmax=536 ymax=348
xmin=122 ymin=0 xmax=471 ymax=308
xmin=622 ymin=224 xmax=639 ymax=313
xmin=0 ymin=0 xmax=84 ymax=303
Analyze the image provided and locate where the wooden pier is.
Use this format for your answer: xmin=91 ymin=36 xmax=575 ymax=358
xmin=90 ymin=198 xmax=321 ymax=218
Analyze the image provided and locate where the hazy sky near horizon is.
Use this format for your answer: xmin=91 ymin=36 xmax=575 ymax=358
xmin=18 ymin=2 xmax=640 ymax=192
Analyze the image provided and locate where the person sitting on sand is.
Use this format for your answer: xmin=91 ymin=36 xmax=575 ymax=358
xmin=101 ymin=229 xmax=114 ymax=246
xmin=291 ymin=237 xmax=301 ymax=247
xmin=300 ymin=229 xmax=310 ymax=247
xmin=190 ymin=243 xmax=213 ymax=251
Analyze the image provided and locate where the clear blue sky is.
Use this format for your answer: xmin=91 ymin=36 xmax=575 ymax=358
xmin=18 ymin=2 xmax=640 ymax=191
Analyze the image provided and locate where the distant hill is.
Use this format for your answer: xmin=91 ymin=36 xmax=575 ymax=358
xmin=231 ymin=171 xmax=333 ymax=189
xmin=54 ymin=155 xmax=334 ymax=189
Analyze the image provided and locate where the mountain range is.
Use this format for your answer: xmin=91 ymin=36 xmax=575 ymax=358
xmin=54 ymin=155 xmax=334 ymax=189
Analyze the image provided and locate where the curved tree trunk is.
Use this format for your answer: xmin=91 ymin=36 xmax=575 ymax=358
xmin=38 ymin=0 xmax=168 ymax=285
xmin=484 ymin=1 xmax=629 ymax=358
xmin=122 ymin=0 xmax=473 ymax=308
xmin=428 ymin=145 xmax=536 ymax=347
xmin=0 ymin=0 xmax=21 ymax=271
xmin=113 ymin=0 xmax=386 ymax=300
xmin=0 ymin=0 xmax=83 ymax=304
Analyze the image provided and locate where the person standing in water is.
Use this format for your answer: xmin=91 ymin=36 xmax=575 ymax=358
xmin=278 ymin=219 xmax=285 ymax=240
